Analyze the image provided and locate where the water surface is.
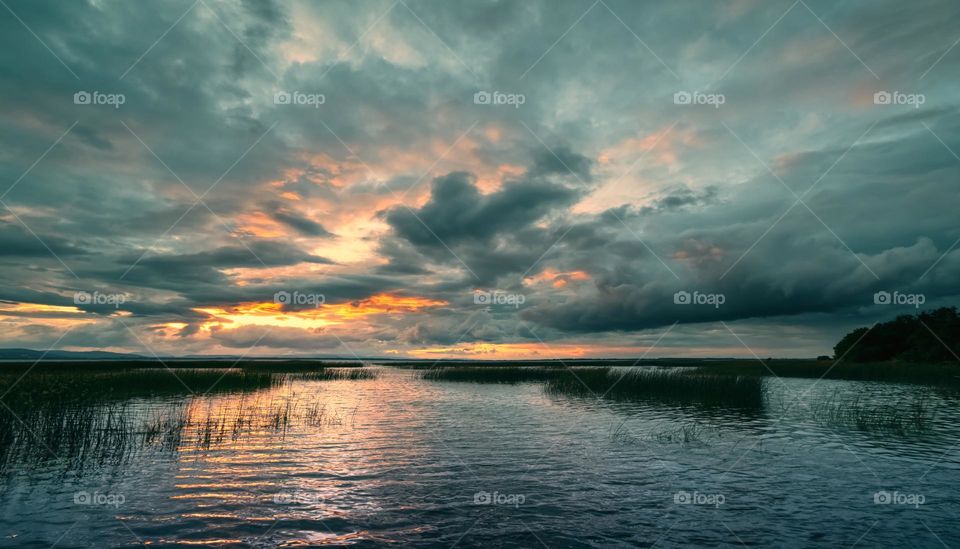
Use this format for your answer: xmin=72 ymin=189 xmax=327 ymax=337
xmin=1 ymin=367 xmax=958 ymax=548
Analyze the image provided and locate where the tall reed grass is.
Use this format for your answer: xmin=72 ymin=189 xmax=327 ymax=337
xmin=542 ymin=368 xmax=766 ymax=409
xmin=0 ymin=365 xmax=375 ymax=471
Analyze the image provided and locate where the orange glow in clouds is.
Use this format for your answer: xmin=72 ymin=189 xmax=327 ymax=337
xmin=194 ymin=293 xmax=447 ymax=331
xmin=524 ymin=269 xmax=591 ymax=288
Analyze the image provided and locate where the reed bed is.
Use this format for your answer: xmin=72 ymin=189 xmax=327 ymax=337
xmin=288 ymin=367 xmax=379 ymax=381
xmin=694 ymin=360 xmax=960 ymax=386
xmin=0 ymin=365 xmax=374 ymax=472
xmin=406 ymin=358 xmax=960 ymax=385
xmin=543 ymin=368 xmax=767 ymax=409
xmin=420 ymin=365 xmax=766 ymax=409
xmin=420 ymin=366 xmax=570 ymax=383
xmin=786 ymin=391 xmax=935 ymax=434
xmin=0 ymin=368 xmax=281 ymax=407
xmin=142 ymin=396 xmax=353 ymax=451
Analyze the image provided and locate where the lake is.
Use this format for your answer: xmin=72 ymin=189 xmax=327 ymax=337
xmin=1 ymin=366 xmax=958 ymax=548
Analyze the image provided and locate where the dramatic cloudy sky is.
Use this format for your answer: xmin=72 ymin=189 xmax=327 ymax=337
xmin=1 ymin=0 xmax=958 ymax=358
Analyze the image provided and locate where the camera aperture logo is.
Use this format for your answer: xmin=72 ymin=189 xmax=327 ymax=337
xmin=874 ymin=91 xmax=924 ymax=109
xmin=674 ymin=490 xmax=725 ymax=507
xmin=473 ymin=290 xmax=526 ymax=308
xmin=274 ymin=290 xmax=325 ymax=308
xmin=274 ymin=90 xmax=325 ymax=108
xmin=473 ymin=490 xmax=525 ymax=508
xmin=673 ymin=290 xmax=725 ymax=308
xmin=873 ymin=290 xmax=925 ymax=308
xmin=474 ymin=90 xmax=525 ymax=108
xmin=674 ymin=90 xmax=725 ymax=109
xmin=74 ymin=290 xmax=126 ymax=308
xmin=73 ymin=490 xmax=125 ymax=508
xmin=874 ymin=490 xmax=924 ymax=508
xmin=273 ymin=490 xmax=325 ymax=505
xmin=74 ymin=90 xmax=125 ymax=109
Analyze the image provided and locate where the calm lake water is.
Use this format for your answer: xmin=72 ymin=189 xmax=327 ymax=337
xmin=1 ymin=366 xmax=958 ymax=548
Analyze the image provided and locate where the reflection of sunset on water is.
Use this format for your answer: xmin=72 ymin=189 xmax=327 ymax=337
xmin=165 ymin=369 xmax=439 ymax=537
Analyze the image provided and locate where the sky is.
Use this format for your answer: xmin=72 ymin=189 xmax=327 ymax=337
xmin=0 ymin=0 xmax=958 ymax=359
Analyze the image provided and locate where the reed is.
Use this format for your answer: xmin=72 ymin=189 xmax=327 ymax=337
xmin=420 ymin=366 xmax=569 ymax=383
xmin=543 ymin=368 xmax=766 ymax=409
xmin=0 ymin=365 xmax=374 ymax=472
xmin=791 ymin=390 xmax=935 ymax=434
xmin=694 ymin=360 xmax=960 ymax=386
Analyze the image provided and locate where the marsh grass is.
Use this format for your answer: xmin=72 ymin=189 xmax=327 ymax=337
xmin=421 ymin=365 xmax=766 ymax=409
xmin=0 ymin=365 xmax=374 ymax=472
xmin=142 ymin=395 xmax=353 ymax=451
xmin=694 ymin=360 xmax=960 ymax=386
xmin=288 ymin=367 xmax=379 ymax=381
xmin=0 ymin=365 xmax=378 ymax=404
xmin=404 ymin=358 xmax=960 ymax=385
xmin=0 ymin=368 xmax=281 ymax=406
xmin=420 ymin=366 xmax=569 ymax=383
xmin=786 ymin=390 xmax=935 ymax=434
xmin=543 ymin=368 xmax=767 ymax=409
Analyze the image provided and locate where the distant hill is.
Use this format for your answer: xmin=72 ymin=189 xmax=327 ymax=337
xmin=0 ymin=348 xmax=145 ymax=361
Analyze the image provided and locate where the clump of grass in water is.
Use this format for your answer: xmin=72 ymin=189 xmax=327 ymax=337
xmin=693 ymin=360 xmax=960 ymax=386
xmin=167 ymin=395 xmax=351 ymax=450
xmin=420 ymin=366 xmax=569 ymax=383
xmin=0 ymin=368 xmax=282 ymax=405
xmin=544 ymin=368 xmax=766 ymax=409
xmin=797 ymin=390 xmax=934 ymax=434
xmin=288 ymin=367 xmax=378 ymax=381
xmin=420 ymin=366 xmax=765 ymax=409
xmin=0 ymin=366 xmax=374 ymax=471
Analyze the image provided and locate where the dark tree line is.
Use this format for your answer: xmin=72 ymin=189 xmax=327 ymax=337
xmin=834 ymin=307 xmax=960 ymax=363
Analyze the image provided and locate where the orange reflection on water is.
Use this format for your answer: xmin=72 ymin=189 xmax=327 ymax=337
xmin=167 ymin=370 xmax=434 ymax=537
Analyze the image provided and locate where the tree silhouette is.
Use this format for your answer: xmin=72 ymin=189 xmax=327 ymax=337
xmin=833 ymin=307 xmax=960 ymax=363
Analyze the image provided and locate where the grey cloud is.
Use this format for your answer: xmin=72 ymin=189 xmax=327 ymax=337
xmin=268 ymin=205 xmax=333 ymax=237
xmin=383 ymin=171 xmax=580 ymax=248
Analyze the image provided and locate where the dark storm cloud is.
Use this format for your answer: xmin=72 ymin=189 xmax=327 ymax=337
xmin=118 ymin=240 xmax=331 ymax=285
xmin=521 ymin=119 xmax=960 ymax=333
xmin=0 ymin=223 xmax=88 ymax=256
xmin=529 ymin=146 xmax=593 ymax=182
xmin=377 ymin=162 xmax=598 ymax=290
xmin=269 ymin=207 xmax=333 ymax=238
xmin=209 ymin=325 xmax=345 ymax=350
xmin=639 ymin=185 xmax=720 ymax=214
xmin=383 ymin=171 xmax=580 ymax=248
